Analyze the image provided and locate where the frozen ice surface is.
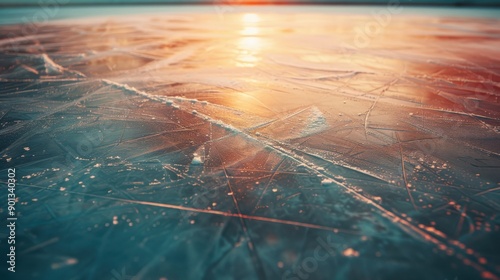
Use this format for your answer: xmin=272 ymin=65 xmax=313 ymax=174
xmin=0 ymin=7 xmax=500 ymax=280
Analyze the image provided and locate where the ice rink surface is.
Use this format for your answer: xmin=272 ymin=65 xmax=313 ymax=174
xmin=0 ymin=6 xmax=500 ymax=280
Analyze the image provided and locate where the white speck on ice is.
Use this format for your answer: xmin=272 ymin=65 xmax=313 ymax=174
xmin=321 ymin=179 xmax=334 ymax=185
xmin=343 ymin=248 xmax=359 ymax=257
xmin=191 ymin=156 xmax=203 ymax=165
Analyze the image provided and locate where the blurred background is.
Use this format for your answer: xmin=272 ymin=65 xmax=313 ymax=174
xmin=1 ymin=0 xmax=500 ymax=6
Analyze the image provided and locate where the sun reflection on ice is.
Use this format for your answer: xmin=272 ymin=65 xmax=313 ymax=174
xmin=236 ymin=13 xmax=264 ymax=67
xmin=242 ymin=13 xmax=261 ymax=23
